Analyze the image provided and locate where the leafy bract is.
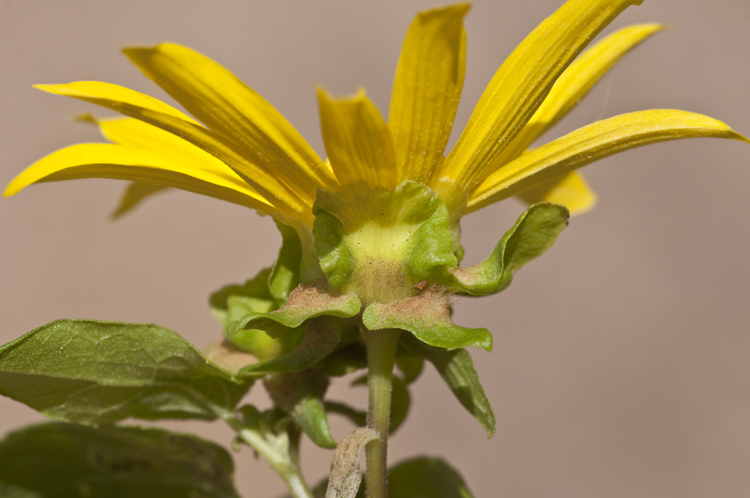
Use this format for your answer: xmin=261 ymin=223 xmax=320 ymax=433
xmin=446 ymin=203 xmax=569 ymax=296
xmin=362 ymin=287 xmax=492 ymax=351
xmin=0 ymin=423 xmax=239 ymax=498
xmin=402 ymin=334 xmax=495 ymax=437
xmin=0 ymin=320 xmax=249 ymax=423
xmin=226 ymin=280 xmax=361 ymax=343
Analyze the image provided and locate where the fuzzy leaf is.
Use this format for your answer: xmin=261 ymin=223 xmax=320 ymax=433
xmin=0 ymin=320 xmax=249 ymax=424
xmin=446 ymin=203 xmax=569 ymax=295
xmin=0 ymin=422 xmax=239 ymax=498
xmin=402 ymin=334 xmax=495 ymax=437
xmin=226 ymin=280 xmax=361 ymax=342
xmin=362 ymin=287 xmax=492 ymax=351
xmin=264 ymin=370 xmax=337 ymax=449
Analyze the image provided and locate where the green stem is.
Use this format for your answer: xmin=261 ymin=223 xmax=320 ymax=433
xmin=365 ymin=328 xmax=401 ymax=498
xmin=224 ymin=416 xmax=313 ymax=498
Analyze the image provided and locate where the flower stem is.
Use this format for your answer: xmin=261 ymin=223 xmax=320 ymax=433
xmin=224 ymin=415 xmax=313 ymax=498
xmin=365 ymin=328 xmax=401 ymax=498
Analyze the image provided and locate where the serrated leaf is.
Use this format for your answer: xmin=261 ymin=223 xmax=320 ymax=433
xmin=402 ymin=334 xmax=495 ymax=437
xmin=0 ymin=320 xmax=249 ymax=424
xmin=445 ymin=203 xmax=569 ymax=295
xmin=270 ymin=221 xmax=303 ymax=305
xmin=264 ymin=370 xmax=337 ymax=449
xmin=0 ymin=422 xmax=239 ymax=498
xmin=388 ymin=456 xmax=474 ymax=498
xmin=362 ymin=287 xmax=492 ymax=351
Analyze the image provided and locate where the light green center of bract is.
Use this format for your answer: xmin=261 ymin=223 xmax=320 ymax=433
xmin=312 ymin=181 xmax=457 ymax=305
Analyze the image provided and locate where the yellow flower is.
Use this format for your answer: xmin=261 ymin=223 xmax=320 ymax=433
xmin=5 ymin=0 xmax=746 ymax=236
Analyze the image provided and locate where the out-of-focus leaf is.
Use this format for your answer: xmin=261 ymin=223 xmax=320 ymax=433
xmin=0 ymin=422 xmax=240 ymax=498
xmin=388 ymin=456 xmax=474 ymax=498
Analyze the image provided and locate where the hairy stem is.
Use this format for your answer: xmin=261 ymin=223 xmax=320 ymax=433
xmin=365 ymin=328 xmax=401 ymax=498
xmin=224 ymin=416 xmax=313 ymax=498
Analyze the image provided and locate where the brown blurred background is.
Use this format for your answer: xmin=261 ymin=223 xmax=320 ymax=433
xmin=2 ymin=0 xmax=750 ymax=496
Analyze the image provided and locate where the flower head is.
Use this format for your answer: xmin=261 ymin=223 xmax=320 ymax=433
xmin=6 ymin=0 xmax=747 ymax=357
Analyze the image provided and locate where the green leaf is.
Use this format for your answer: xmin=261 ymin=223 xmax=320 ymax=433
xmin=402 ymin=334 xmax=495 ymax=437
xmin=362 ymin=287 xmax=492 ymax=351
xmin=388 ymin=456 xmax=474 ymax=498
xmin=239 ymin=316 xmax=343 ymax=376
xmin=312 ymin=181 xmax=456 ymax=303
xmin=0 ymin=320 xmax=249 ymax=424
xmin=445 ymin=203 xmax=569 ymax=295
xmin=0 ymin=422 xmax=239 ymax=498
xmin=264 ymin=369 xmax=337 ymax=449
xmin=269 ymin=221 xmax=303 ymax=305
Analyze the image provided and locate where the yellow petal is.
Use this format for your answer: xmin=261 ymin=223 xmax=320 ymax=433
xmin=81 ymin=114 xmax=273 ymax=218
xmin=317 ymin=88 xmax=397 ymax=190
xmin=468 ymin=110 xmax=750 ymax=212
xmin=4 ymin=143 xmax=274 ymax=214
xmin=34 ymin=82 xmax=309 ymax=217
xmin=123 ymin=43 xmax=337 ymax=195
xmin=494 ymin=23 xmax=666 ymax=168
xmin=111 ymin=182 xmax=170 ymax=219
xmin=388 ymin=3 xmax=468 ymax=184
xmin=516 ymin=171 xmax=598 ymax=216
xmin=434 ymin=0 xmax=645 ymax=194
